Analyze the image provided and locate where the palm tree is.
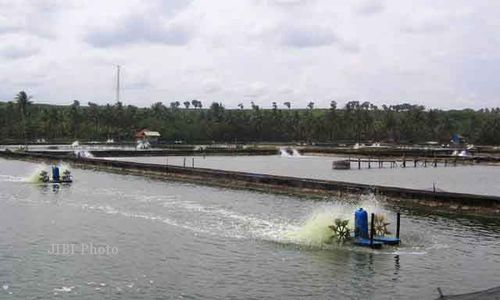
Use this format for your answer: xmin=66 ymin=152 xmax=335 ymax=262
xmin=170 ymin=101 xmax=180 ymax=110
xmin=41 ymin=109 xmax=52 ymax=138
xmin=307 ymin=101 xmax=314 ymax=110
xmin=15 ymin=91 xmax=32 ymax=146
xmin=283 ymin=102 xmax=291 ymax=109
xmin=88 ymin=102 xmax=100 ymax=137
xmin=183 ymin=101 xmax=191 ymax=109
xmin=68 ymin=100 xmax=81 ymax=138
xmin=191 ymin=99 xmax=203 ymax=109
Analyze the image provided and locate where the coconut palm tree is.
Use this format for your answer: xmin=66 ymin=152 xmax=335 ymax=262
xmin=15 ymin=91 xmax=32 ymax=147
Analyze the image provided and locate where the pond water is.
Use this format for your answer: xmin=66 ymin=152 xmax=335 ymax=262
xmin=109 ymin=155 xmax=500 ymax=196
xmin=0 ymin=158 xmax=499 ymax=299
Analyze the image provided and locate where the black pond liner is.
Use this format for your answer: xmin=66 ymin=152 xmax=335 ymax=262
xmin=436 ymin=286 xmax=500 ymax=300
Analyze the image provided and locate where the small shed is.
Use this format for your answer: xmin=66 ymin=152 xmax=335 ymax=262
xmin=450 ymin=134 xmax=465 ymax=145
xmin=135 ymin=129 xmax=161 ymax=143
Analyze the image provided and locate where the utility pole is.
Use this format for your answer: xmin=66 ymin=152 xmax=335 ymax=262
xmin=116 ymin=65 xmax=121 ymax=103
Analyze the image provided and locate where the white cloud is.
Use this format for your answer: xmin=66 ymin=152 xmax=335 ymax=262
xmin=354 ymin=0 xmax=385 ymax=15
xmin=243 ymin=82 xmax=268 ymax=98
xmin=0 ymin=44 xmax=39 ymax=59
xmin=0 ymin=0 xmax=498 ymax=109
xmin=279 ymin=26 xmax=338 ymax=48
xmin=85 ymin=13 xmax=194 ymax=47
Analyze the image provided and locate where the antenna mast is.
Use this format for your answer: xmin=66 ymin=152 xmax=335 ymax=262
xmin=116 ymin=65 xmax=121 ymax=103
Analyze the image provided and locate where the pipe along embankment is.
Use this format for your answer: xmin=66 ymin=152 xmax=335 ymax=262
xmin=1 ymin=150 xmax=499 ymax=217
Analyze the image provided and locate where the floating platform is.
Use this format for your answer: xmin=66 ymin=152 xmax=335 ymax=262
xmin=332 ymin=160 xmax=351 ymax=170
xmin=353 ymin=238 xmax=383 ymax=249
xmin=373 ymin=236 xmax=401 ymax=245
xmin=43 ymin=179 xmax=72 ymax=184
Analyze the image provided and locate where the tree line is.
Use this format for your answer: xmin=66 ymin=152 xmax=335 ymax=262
xmin=1 ymin=91 xmax=499 ymax=145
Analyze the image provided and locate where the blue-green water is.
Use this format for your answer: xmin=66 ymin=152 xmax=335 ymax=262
xmin=1 ymin=158 xmax=499 ymax=299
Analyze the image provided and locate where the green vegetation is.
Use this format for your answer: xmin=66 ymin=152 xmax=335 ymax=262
xmin=1 ymin=92 xmax=499 ymax=144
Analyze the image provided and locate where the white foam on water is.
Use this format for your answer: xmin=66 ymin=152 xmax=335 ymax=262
xmin=139 ymin=195 xmax=179 ymax=204
xmin=159 ymin=194 xmax=388 ymax=247
xmin=82 ymin=189 xmax=411 ymax=251
xmin=81 ymin=204 xmax=217 ymax=237
xmin=25 ymin=164 xmax=50 ymax=183
xmin=54 ymin=286 xmax=75 ymax=292
xmin=0 ymin=174 xmax=25 ymax=182
xmin=161 ymin=199 xmax=297 ymax=241
xmin=390 ymin=251 xmax=427 ymax=255
xmin=283 ymin=204 xmax=356 ymax=247
xmin=79 ymin=190 xmax=422 ymax=252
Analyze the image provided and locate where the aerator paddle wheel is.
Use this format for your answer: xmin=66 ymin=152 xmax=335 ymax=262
xmin=39 ymin=171 xmax=50 ymax=183
xmin=373 ymin=214 xmax=391 ymax=236
xmin=328 ymin=218 xmax=350 ymax=243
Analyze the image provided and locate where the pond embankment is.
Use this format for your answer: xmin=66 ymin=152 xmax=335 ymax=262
xmin=24 ymin=148 xmax=277 ymax=157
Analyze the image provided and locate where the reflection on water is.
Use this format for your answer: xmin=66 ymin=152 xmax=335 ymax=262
xmin=0 ymin=158 xmax=499 ymax=299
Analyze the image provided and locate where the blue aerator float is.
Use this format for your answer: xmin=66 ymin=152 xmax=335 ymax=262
xmin=38 ymin=165 xmax=73 ymax=184
xmin=329 ymin=208 xmax=401 ymax=249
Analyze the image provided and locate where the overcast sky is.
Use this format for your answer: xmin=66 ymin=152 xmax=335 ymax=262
xmin=0 ymin=0 xmax=498 ymax=109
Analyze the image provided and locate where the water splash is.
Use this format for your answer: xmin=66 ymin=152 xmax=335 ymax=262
xmin=458 ymin=150 xmax=471 ymax=157
xmin=280 ymin=147 xmax=302 ymax=157
xmin=292 ymin=149 xmax=302 ymax=157
xmin=284 ymin=194 xmax=387 ymax=247
xmin=136 ymin=140 xmax=150 ymax=150
xmin=74 ymin=150 xmax=94 ymax=158
xmin=59 ymin=163 xmax=72 ymax=175
xmin=26 ymin=164 xmax=50 ymax=183
xmin=279 ymin=147 xmax=292 ymax=157
xmin=285 ymin=205 xmax=355 ymax=247
xmin=24 ymin=163 xmax=72 ymax=183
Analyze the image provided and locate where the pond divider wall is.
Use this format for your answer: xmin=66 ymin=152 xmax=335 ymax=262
xmin=302 ymin=147 xmax=500 ymax=163
xmin=25 ymin=148 xmax=277 ymax=157
xmin=1 ymin=150 xmax=499 ymax=215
